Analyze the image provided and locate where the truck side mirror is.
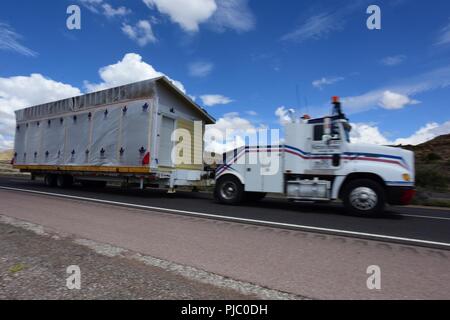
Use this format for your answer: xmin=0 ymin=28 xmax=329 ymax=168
xmin=322 ymin=134 xmax=332 ymax=143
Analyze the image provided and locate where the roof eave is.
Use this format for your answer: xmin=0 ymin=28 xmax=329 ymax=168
xmin=156 ymin=77 xmax=216 ymax=125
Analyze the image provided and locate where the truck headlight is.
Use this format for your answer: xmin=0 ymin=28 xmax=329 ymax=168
xmin=402 ymin=173 xmax=411 ymax=182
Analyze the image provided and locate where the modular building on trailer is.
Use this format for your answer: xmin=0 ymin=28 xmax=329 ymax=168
xmin=12 ymin=76 xmax=215 ymax=189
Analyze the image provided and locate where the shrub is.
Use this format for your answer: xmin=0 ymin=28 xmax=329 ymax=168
xmin=415 ymin=166 xmax=448 ymax=191
xmin=426 ymin=152 xmax=442 ymax=162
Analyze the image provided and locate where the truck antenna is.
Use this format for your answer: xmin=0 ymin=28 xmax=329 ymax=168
xmin=304 ymin=96 xmax=309 ymax=115
xmin=295 ymin=84 xmax=301 ymax=111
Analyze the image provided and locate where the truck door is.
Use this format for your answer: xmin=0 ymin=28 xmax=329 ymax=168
xmin=310 ymin=121 xmax=343 ymax=170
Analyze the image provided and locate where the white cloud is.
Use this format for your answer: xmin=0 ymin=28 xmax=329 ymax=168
xmin=79 ymin=0 xmax=131 ymax=17
xmin=0 ymin=74 xmax=81 ymax=150
xmin=84 ymin=53 xmax=185 ymax=93
xmin=205 ymin=112 xmax=260 ymax=153
xmin=380 ymin=55 xmax=406 ymax=66
xmin=275 ymin=106 xmax=294 ymax=125
xmin=200 ymin=94 xmax=233 ymax=107
xmin=350 ymin=121 xmax=450 ymax=146
xmin=213 ymin=112 xmax=255 ymax=133
xmin=246 ymin=110 xmax=258 ymax=116
xmin=122 ymin=20 xmax=157 ymax=46
xmin=79 ymin=0 xmax=103 ymax=13
xmin=281 ymin=3 xmax=372 ymax=43
xmin=102 ymin=3 xmax=131 ymax=17
xmin=0 ymin=134 xmax=14 ymax=150
xmin=143 ymin=0 xmax=217 ymax=32
xmin=312 ymin=76 xmax=344 ymax=90
xmin=340 ymin=65 xmax=450 ymax=115
xmin=343 ymin=90 xmax=420 ymax=114
xmin=188 ymin=61 xmax=214 ymax=77
xmin=394 ymin=121 xmax=450 ymax=145
xmin=350 ymin=123 xmax=391 ymax=145
xmin=143 ymin=0 xmax=254 ymax=33
xmin=0 ymin=23 xmax=37 ymax=57
xmin=281 ymin=11 xmax=344 ymax=43
xmin=378 ymin=90 xmax=420 ymax=110
xmin=435 ymin=18 xmax=450 ymax=46
xmin=209 ymin=0 xmax=255 ymax=33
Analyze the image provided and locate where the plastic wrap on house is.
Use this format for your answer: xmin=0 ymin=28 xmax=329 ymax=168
xmin=42 ymin=118 xmax=65 ymax=165
xmin=119 ymin=100 xmax=151 ymax=166
xmin=26 ymin=121 xmax=41 ymax=164
xmin=14 ymin=98 xmax=153 ymax=168
xmin=14 ymin=123 xmax=26 ymax=165
xmin=65 ymin=113 xmax=91 ymax=165
xmin=89 ymin=106 xmax=121 ymax=166
xmin=15 ymin=78 xmax=157 ymax=122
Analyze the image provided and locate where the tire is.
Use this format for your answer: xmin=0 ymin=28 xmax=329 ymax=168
xmin=342 ymin=179 xmax=385 ymax=217
xmin=56 ymin=175 xmax=73 ymax=188
xmin=245 ymin=192 xmax=267 ymax=202
xmin=44 ymin=174 xmax=57 ymax=187
xmin=214 ymin=176 xmax=244 ymax=205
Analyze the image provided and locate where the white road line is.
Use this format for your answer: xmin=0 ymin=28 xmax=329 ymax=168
xmin=396 ymin=214 xmax=450 ymax=221
xmin=1 ymin=185 xmax=450 ymax=249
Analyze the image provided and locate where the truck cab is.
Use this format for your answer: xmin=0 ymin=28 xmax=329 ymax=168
xmin=214 ymin=97 xmax=416 ymax=217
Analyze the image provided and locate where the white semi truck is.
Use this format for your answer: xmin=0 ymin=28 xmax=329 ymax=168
xmin=214 ymin=97 xmax=416 ymax=216
xmin=12 ymin=78 xmax=415 ymax=216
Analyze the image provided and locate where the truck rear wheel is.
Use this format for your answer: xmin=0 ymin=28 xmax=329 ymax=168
xmin=214 ymin=176 xmax=244 ymax=205
xmin=342 ymin=179 xmax=385 ymax=217
xmin=56 ymin=175 xmax=73 ymax=188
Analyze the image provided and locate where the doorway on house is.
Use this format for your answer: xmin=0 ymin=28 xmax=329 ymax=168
xmin=159 ymin=116 xmax=175 ymax=167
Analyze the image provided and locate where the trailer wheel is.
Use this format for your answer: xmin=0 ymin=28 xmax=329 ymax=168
xmin=215 ymin=176 xmax=244 ymax=205
xmin=56 ymin=175 xmax=73 ymax=188
xmin=44 ymin=174 xmax=57 ymax=187
xmin=342 ymin=179 xmax=385 ymax=217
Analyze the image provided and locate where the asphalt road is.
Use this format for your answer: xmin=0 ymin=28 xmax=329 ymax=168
xmin=1 ymin=183 xmax=449 ymax=299
xmin=0 ymin=176 xmax=449 ymax=249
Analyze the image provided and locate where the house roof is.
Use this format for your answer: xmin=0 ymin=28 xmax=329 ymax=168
xmin=15 ymin=76 xmax=216 ymax=124
xmin=154 ymin=76 xmax=215 ymax=124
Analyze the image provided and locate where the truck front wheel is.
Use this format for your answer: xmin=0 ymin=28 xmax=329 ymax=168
xmin=342 ymin=179 xmax=385 ymax=217
xmin=214 ymin=176 xmax=244 ymax=205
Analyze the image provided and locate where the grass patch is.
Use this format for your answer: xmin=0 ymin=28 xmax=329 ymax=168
xmin=415 ymin=165 xmax=449 ymax=191
xmin=9 ymin=263 xmax=26 ymax=273
xmin=411 ymin=198 xmax=450 ymax=208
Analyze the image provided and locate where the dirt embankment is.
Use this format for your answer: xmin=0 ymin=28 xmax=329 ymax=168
xmin=0 ymin=221 xmax=254 ymax=300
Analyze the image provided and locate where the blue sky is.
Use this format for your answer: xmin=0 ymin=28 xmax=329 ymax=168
xmin=1 ymin=0 xmax=450 ymax=150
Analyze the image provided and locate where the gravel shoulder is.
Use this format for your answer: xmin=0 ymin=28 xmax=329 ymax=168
xmin=0 ymin=222 xmax=255 ymax=300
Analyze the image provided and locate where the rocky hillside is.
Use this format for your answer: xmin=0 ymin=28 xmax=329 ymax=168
xmin=396 ymin=134 xmax=450 ymax=197
xmin=398 ymin=134 xmax=450 ymax=162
